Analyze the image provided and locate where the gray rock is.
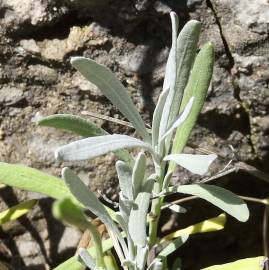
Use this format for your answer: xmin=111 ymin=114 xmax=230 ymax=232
xmin=27 ymin=65 xmax=58 ymax=84
xmin=1 ymin=0 xmax=68 ymax=34
xmin=0 ymin=86 xmax=24 ymax=106
xmin=20 ymin=39 xmax=41 ymax=54
xmin=57 ymin=227 xmax=81 ymax=254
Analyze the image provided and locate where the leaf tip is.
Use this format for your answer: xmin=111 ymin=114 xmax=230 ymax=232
xmin=70 ymin=56 xmax=85 ymax=67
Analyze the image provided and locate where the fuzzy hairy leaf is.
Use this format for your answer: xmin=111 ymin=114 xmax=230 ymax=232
xmin=201 ymin=256 xmax=266 ymax=270
xmin=169 ymin=42 xmax=214 ymax=172
xmin=71 ymin=57 xmax=149 ymax=141
xmin=62 ymin=167 xmax=128 ymax=261
xmin=38 ymin=114 xmax=106 ymax=137
xmin=172 ymin=184 xmax=249 ymax=222
xmin=159 ymin=12 xmax=178 ymax=139
xmin=136 ymin=246 xmax=148 ymax=270
xmin=129 ymin=192 xmax=151 ymax=247
xmin=132 ymin=152 xmax=146 ymax=198
xmin=152 ymin=88 xmax=169 ymax=147
xmin=38 ymin=114 xmax=132 ymax=163
xmin=116 ymin=161 xmax=133 ymax=201
xmin=168 ymin=20 xmax=201 ymax=126
xmin=160 ymin=97 xmax=194 ymax=143
xmin=0 ymin=200 xmax=37 ymax=225
xmin=0 ymin=163 xmax=116 ymax=220
xmin=164 ymin=153 xmax=217 ymax=175
xmin=55 ymin=134 xmax=153 ymax=161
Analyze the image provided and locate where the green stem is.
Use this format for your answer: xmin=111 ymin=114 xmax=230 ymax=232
xmin=87 ymin=222 xmax=106 ymax=268
xmin=149 ymin=162 xmax=165 ymax=247
xmin=104 ymin=251 xmax=120 ymax=270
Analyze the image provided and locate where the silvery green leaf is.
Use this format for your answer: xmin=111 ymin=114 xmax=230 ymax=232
xmin=78 ymin=248 xmax=97 ymax=270
xmin=38 ymin=114 xmax=106 ymax=137
xmin=116 ymin=212 xmax=136 ymax=262
xmin=55 ymin=134 xmax=154 ymax=161
xmin=168 ymin=204 xmax=187 ymax=214
xmin=159 ymin=12 xmax=178 ymax=139
xmin=152 ymin=88 xmax=169 ymax=148
xmin=132 ymin=152 xmax=146 ymax=198
xmin=136 ymin=246 xmax=148 ymax=270
xmin=62 ymin=167 xmax=128 ymax=261
xmin=116 ymin=161 xmax=133 ymax=201
xmin=168 ymin=20 xmax=201 ymax=127
xmin=169 ymin=42 xmax=214 ymax=173
xmin=164 ymin=153 xmax=217 ymax=175
xmin=159 ymin=97 xmax=194 ymax=143
xmin=71 ymin=57 xmax=149 ymax=141
xmin=129 ymin=192 xmax=151 ymax=247
xmin=142 ymin=178 xmax=155 ymax=193
xmin=158 ymin=235 xmax=188 ymax=258
xmin=172 ymin=184 xmax=249 ymax=222
xmin=119 ymin=193 xmax=133 ymax=223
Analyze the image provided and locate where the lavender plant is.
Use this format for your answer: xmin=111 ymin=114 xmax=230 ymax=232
xmin=1 ymin=11 xmax=265 ymax=270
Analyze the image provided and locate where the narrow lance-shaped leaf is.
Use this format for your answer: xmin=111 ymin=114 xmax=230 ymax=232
xmin=201 ymin=256 xmax=266 ymax=270
xmin=116 ymin=161 xmax=133 ymax=201
xmin=115 ymin=213 xmax=135 ymax=262
xmin=119 ymin=193 xmax=133 ymax=224
xmin=159 ymin=12 xmax=178 ymax=139
xmin=159 ymin=97 xmax=194 ymax=143
xmin=152 ymin=88 xmax=169 ymax=148
xmin=168 ymin=20 xmax=201 ymax=126
xmin=0 ymin=164 xmax=116 ymax=223
xmin=170 ymin=184 xmax=249 ymax=222
xmin=160 ymin=213 xmax=226 ymax=243
xmin=38 ymin=114 xmax=106 ymax=137
xmin=169 ymin=42 xmax=214 ymax=173
xmin=162 ymin=12 xmax=179 ymax=92
xmin=129 ymin=192 xmax=151 ymax=247
xmin=52 ymin=198 xmax=105 ymax=268
xmin=55 ymin=134 xmax=154 ymax=162
xmin=0 ymin=200 xmax=37 ymax=225
xmin=136 ymin=246 xmax=148 ymax=270
xmin=0 ymin=163 xmax=76 ymax=202
xmin=132 ymin=152 xmax=146 ymax=198
xmin=164 ymin=153 xmax=217 ymax=175
xmin=62 ymin=168 xmax=128 ymax=262
xmin=38 ymin=114 xmax=132 ymax=164
xmin=71 ymin=57 xmax=149 ymax=141
xmin=158 ymin=235 xmax=189 ymax=259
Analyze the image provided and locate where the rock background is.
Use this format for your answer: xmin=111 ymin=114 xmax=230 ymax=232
xmin=0 ymin=0 xmax=268 ymax=269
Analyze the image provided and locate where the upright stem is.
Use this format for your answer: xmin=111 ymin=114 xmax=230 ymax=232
xmin=149 ymin=162 xmax=165 ymax=247
xmin=87 ymin=222 xmax=106 ymax=268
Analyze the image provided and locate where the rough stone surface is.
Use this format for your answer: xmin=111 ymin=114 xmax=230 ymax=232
xmin=0 ymin=0 xmax=269 ymax=268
